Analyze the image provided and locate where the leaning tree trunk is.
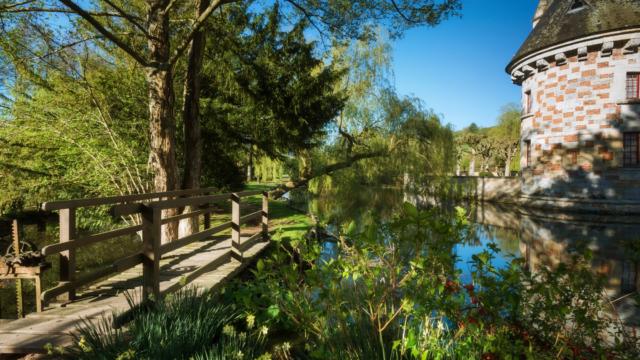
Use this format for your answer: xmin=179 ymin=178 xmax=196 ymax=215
xmin=178 ymin=0 xmax=210 ymax=238
xmin=147 ymin=0 xmax=179 ymax=243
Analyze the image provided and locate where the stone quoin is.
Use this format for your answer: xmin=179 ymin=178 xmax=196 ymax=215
xmin=507 ymin=0 xmax=640 ymax=208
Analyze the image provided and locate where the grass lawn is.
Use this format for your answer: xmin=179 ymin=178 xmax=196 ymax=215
xmin=243 ymin=182 xmax=312 ymax=241
xmin=202 ymin=182 xmax=311 ymax=241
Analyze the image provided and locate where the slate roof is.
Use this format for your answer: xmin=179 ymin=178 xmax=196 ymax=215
xmin=507 ymin=0 xmax=640 ymax=71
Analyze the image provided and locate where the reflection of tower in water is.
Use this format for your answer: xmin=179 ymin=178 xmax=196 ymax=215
xmin=474 ymin=202 xmax=640 ymax=324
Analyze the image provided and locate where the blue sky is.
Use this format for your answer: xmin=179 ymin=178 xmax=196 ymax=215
xmin=391 ymin=0 xmax=538 ymax=130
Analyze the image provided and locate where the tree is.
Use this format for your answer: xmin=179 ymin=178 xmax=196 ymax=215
xmin=0 ymin=55 xmax=150 ymax=217
xmin=456 ymin=125 xmax=484 ymax=176
xmin=0 ymin=0 xmax=461 ymax=239
xmin=494 ymin=103 xmax=520 ymax=176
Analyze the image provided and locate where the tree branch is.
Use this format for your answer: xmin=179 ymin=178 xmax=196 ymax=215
xmin=59 ymin=0 xmax=148 ymax=66
xmin=101 ymin=0 xmax=149 ymax=37
xmin=169 ymin=0 xmax=237 ymax=65
xmin=19 ymin=35 xmax=104 ymax=66
xmin=164 ymin=0 xmax=180 ymax=14
xmin=390 ymin=0 xmax=419 ymax=24
xmin=270 ymin=150 xmax=388 ymax=199
xmin=0 ymin=6 xmax=141 ymax=19
xmin=284 ymin=0 xmax=328 ymax=42
xmin=0 ymin=1 xmax=35 ymax=11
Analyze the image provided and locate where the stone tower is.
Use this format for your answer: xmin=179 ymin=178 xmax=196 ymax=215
xmin=507 ymin=0 xmax=640 ymax=209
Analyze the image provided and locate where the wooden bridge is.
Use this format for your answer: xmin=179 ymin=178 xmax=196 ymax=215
xmin=0 ymin=188 xmax=273 ymax=354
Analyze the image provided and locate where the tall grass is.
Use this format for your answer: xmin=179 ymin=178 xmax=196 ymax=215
xmin=68 ymin=288 xmax=266 ymax=360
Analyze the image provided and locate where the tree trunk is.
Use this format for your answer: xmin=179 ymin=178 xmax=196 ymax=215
xmin=247 ymin=146 xmax=254 ymax=183
xmin=504 ymin=147 xmax=512 ymax=177
xmin=178 ymin=0 xmax=210 ymax=238
xmin=469 ymin=152 xmax=476 ymax=176
xmin=298 ymin=149 xmax=312 ymax=180
xmin=146 ymin=0 xmax=178 ymax=243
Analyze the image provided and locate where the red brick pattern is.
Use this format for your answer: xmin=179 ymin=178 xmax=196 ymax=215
xmin=520 ymin=46 xmax=631 ymax=178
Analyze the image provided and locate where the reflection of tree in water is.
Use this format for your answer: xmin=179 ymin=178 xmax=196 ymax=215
xmin=482 ymin=225 xmax=521 ymax=255
xmin=309 ymin=179 xmax=404 ymax=230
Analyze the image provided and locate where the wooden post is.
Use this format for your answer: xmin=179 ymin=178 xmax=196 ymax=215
xmin=231 ymin=193 xmax=242 ymax=260
xmin=12 ymin=220 xmax=24 ymax=318
xmin=202 ymin=198 xmax=211 ymax=230
xmin=59 ymin=208 xmax=76 ymax=301
xmin=203 ymin=211 xmax=211 ymax=230
xmin=262 ymin=192 xmax=269 ymax=240
xmin=141 ymin=205 xmax=161 ymax=302
xmin=34 ymin=276 xmax=42 ymax=313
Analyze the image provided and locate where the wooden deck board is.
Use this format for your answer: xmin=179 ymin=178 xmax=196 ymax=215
xmin=0 ymin=235 xmax=270 ymax=354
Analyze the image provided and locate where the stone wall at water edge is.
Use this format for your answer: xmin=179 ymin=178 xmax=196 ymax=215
xmin=452 ymin=176 xmax=522 ymax=203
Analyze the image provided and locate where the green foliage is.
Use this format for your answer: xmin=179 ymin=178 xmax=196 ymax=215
xmin=255 ymin=156 xmax=285 ymax=183
xmin=455 ymin=103 xmax=521 ymax=176
xmin=220 ymin=203 xmax=640 ymax=359
xmin=200 ymin=4 xmax=345 ymax=159
xmin=0 ymin=56 xmax=150 ymax=215
xmin=280 ymin=0 xmax=462 ymax=40
xmin=69 ymin=288 xmax=275 ymax=360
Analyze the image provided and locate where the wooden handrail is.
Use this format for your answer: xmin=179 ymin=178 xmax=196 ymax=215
xmin=146 ymin=193 xmax=230 ymax=211
xmin=42 ymin=186 xmax=220 ymax=211
xmin=40 ymin=188 xmax=272 ymax=305
xmin=239 ymin=211 xmax=262 ymax=225
xmin=160 ymin=221 xmax=232 ymax=255
xmin=41 ymin=224 xmax=143 ymax=256
xmin=160 ymin=206 xmax=216 ymax=225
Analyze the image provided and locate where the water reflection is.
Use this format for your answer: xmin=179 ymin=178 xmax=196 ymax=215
xmin=471 ymin=202 xmax=640 ymax=300
xmin=300 ymin=186 xmax=639 ymax=326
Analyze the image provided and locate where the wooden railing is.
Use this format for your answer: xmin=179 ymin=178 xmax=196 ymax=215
xmin=39 ymin=188 xmax=270 ymax=305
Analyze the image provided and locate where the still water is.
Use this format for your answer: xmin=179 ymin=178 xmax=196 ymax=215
xmin=288 ymin=187 xmax=640 ymax=326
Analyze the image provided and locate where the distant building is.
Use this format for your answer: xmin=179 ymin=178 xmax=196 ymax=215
xmin=507 ymin=0 xmax=640 ymax=207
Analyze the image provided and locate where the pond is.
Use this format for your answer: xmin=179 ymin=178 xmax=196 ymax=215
xmin=286 ymin=185 xmax=640 ymax=326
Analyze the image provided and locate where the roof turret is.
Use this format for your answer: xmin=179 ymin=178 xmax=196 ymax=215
xmin=508 ymin=0 xmax=640 ymax=71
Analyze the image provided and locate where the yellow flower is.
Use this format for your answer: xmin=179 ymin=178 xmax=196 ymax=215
xmin=260 ymin=325 xmax=269 ymax=336
xmin=223 ymin=324 xmax=236 ymax=337
xmin=246 ymin=313 xmax=256 ymax=329
xmin=77 ymin=336 xmax=92 ymax=353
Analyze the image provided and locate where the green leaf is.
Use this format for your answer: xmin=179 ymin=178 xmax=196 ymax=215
xmin=403 ymin=202 xmax=418 ymax=217
xmin=345 ymin=221 xmax=357 ymax=236
xmin=267 ymin=304 xmax=280 ymax=318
